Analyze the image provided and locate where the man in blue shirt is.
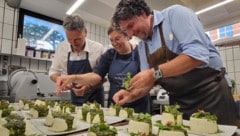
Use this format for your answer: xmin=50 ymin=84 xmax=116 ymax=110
xmin=112 ymin=0 xmax=240 ymax=127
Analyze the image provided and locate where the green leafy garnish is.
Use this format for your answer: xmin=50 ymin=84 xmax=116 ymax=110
xmin=109 ymin=103 xmax=121 ymax=116
xmin=122 ymin=72 xmax=131 ymax=90
xmin=132 ymin=113 xmax=151 ymax=123
xmin=3 ymin=115 xmax=26 ymax=136
xmin=89 ymin=123 xmax=117 ymax=136
xmin=122 ymin=107 xmax=134 ymax=118
xmin=58 ymin=101 xmax=76 ymax=113
xmin=33 ymin=104 xmax=49 ymax=117
xmin=163 ymin=104 xmax=182 ymax=117
xmin=155 ymin=122 xmax=188 ymax=136
xmin=191 ymin=110 xmax=217 ymax=121
xmin=131 ymin=113 xmax=152 ymax=134
xmin=52 ymin=112 xmax=75 ymax=130
xmin=0 ymin=100 xmax=14 ymax=117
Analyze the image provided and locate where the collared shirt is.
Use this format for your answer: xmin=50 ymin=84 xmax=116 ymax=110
xmin=49 ymin=39 xmax=105 ymax=76
xmin=138 ymin=5 xmax=223 ymax=71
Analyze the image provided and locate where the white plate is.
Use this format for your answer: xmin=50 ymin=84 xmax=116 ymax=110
xmin=28 ymin=115 xmax=125 ymax=136
xmin=69 ymin=131 xmax=129 ymax=136
xmin=10 ymin=103 xmax=20 ymax=110
xmin=105 ymin=115 xmax=126 ymax=125
xmin=30 ymin=118 xmax=90 ymax=136
xmin=151 ymin=114 xmax=237 ymax=136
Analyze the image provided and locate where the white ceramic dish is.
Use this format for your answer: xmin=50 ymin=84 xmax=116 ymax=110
xmin=28 ymin=115 xmax=125 ymax=135
xmin=152 ymin=114 xmax=237 ymax=136
xmin=68 ymin=131 xmax=129 ymax=136
xmin=105 ymin=115 xmax=126 ymax=124
xmin=30 ymin=118 xmax=90 ymax=136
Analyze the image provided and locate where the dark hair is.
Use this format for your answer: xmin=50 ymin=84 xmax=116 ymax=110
xmin=63 ymin=14 xmax=86 ymax=32
xmin=107 ymin=26 xmax=128 ymax=36
xmin=112 ymin=0 xmax=151 ymax=27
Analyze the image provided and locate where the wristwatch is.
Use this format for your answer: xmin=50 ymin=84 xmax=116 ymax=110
xmin=153 ymin=66 xmax=163 ymax=80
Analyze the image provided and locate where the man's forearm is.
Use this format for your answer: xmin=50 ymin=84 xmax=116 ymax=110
xmin=159 ymin=54 xmax=204 ymax=78
xmin=75 ymin=73 xmax=102 ymax=88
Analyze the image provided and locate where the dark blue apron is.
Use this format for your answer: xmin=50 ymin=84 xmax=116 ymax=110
xmin=67 ymin=52 xmax=104 ymax=106
xmin=145 ymin=23 xmax=240 ymax=126
xmin=108 ymin=47 xmax=151 ymax=114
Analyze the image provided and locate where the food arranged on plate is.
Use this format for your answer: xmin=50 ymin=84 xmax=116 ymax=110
xmin=161 ymin=104 xmax=183 ymax=126
xmin=88 ymin=123 xmax=118 ymax=136
xmin=0 ymin=114 xmax=26 ymax=136
xmin=108 ymin=103 xmax=134 ymax=119
xmin=18 ymin=99 xmax=33 ymax=110
xmin=86 ymin=108 xmax=105 ymax=124
xmin=119 ymin=107 xmax=134 ymax=119
xmin=83 ymin=101 xmax=102 ymax=109
xmin=0 ymin=99 xmax=237 ymax=136
xmin=156 ymin=121 xmax=188 ymax=136
xmin=0 ymin=114 xmax=36 ymax=136
xmin=109 ymin=103 xmax=121 ymax=116
xmin=55 ymin=101 xmax=76 ymax=113
xmin=48 ymin=112 xmax=77 ymax=132
xmin=189 ymin=110 xmax=218 ymax=134
xmin=0 ymin=100 xmax=14 ymax=118
xmin=77 ymin=102 xmax=105 ymax=124
xmin=29 ymin=104 xmax=49 ymax=118
xmin=128 ymin=113 xmax=152 ymax=136
xmin=154 ymin=104 xmax=187 ymax=136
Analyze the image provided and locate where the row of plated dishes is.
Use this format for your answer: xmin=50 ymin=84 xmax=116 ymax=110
xmin=0 ymin=99 xmax=237 ymax=136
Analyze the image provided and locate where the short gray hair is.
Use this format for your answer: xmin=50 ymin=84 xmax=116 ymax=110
xmin=63 ymin=14 xmax=85 ymax=31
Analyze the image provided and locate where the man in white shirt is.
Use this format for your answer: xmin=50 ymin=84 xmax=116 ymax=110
xmin=49 ymin=15 xmax=105 ymax=106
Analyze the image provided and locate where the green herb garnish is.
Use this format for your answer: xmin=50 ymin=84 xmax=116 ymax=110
xmin=109 ymin=103 xmax=121 ymax=116
xmin=89 ymin=123 xmax=117 ymax=136
xmin=191 ymin=110 xmax=217 ymax=121
xmin=164 ymin=104 xmax=182 ymax=116
xmin=3 ymin=115 xmax=26 ymax=136
xmin=123 ymin=72 xmax=131 ymax=90
xmin=155 ymin=122 xmax=188 ymax=136
xmin=52 ymin=112 xmax=75 ymax=130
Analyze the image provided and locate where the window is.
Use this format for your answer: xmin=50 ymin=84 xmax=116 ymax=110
xmin=18 ymin=9 xmax=66 ymax=52
xmin=219 ymin=25 xmax=233 ymax=38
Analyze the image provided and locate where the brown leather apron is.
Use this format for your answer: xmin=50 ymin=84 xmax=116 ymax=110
xmin=145 ymin=23 xmax=240 ymax=126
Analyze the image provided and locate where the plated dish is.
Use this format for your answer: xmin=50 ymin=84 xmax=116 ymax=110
xmin=5 ymin=102 xmax=238 ymax=136
xmin=152 ymin=114 xmax=237 ymax=136
xmin=27 ymin=115 xmax=125 ymax=135
xmin=30 ymin=118 xmax=90 ymax=136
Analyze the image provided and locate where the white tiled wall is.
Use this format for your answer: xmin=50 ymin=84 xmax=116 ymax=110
xmin=217 ymin=45 xmax=240 ymax=94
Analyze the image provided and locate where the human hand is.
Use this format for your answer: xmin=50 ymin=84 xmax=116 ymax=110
xmin=55 ymin=75 xmax=75 ymax=96
xmin=72 ymin=84 xmax=90 ymax=96
xmin=113 ymin=89 xmax=134 ymax=105
xmin=129 ymin=69 xmax=155 ymax=91
xmin=113 ymin=85 xmax=152 ymax=105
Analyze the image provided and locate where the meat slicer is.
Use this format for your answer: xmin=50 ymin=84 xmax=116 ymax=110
xmin=156 ymin=88 xmax=169 ymax=105
xmin=7 ymin=69 xmax=70 ymax=102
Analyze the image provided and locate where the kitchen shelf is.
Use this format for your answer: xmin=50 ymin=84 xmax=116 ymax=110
xmin=0 ymin=53 xmax=52 ymax=61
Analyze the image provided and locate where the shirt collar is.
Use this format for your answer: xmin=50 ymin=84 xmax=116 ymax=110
xmin=67 ymin=39 xmax=91 ymax=53
xmin=144 ymin=10 xmax=164 ymax=41
xmin=83 ymin=39 xmax=91 ymax=53
xmin=152 ymin=10 xmax=164 ymax=29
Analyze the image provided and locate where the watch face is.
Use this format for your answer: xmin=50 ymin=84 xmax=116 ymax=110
xmin=154 ymin=66 xmax=162 ymax=79
xmin=154 ymin=67 xmax=162 ymax=79
xmin=155 ymin=70 xmax=162 ymax=79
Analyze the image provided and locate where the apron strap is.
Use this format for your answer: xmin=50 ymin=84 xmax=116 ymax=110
xmin=144 ymin=22 xmax=168 ymax=64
